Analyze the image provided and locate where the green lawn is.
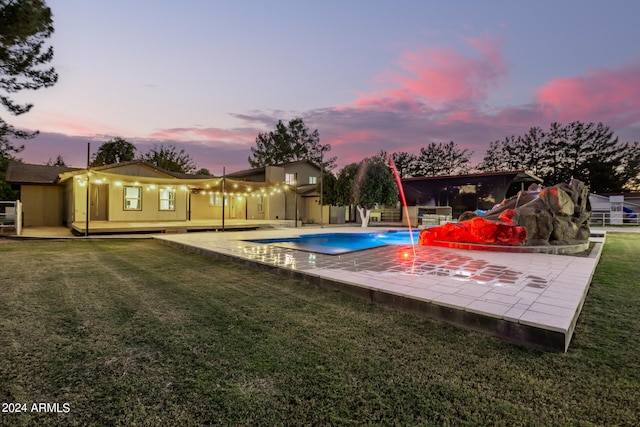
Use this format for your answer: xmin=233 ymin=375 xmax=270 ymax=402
xmin=0 ymin=235 xmax=638 ymax=426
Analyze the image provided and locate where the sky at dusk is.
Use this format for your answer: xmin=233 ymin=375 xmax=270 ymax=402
xmin=9 ymin=0 xmax=640 ymax=175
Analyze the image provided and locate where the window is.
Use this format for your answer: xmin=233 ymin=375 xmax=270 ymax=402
xmin=257 ymin=195 xmax=264 ymax=212
xmin=209 ymin=193 xmax=227 ymax=206
xmin=159 ymin=187 xmax=175 ymax=211
xmin=124 ymin=186 xmax=142 ymax=210
xmin=309 ymin=176 xmax=318 ymax=184
xmin=285 ymin=173 xmax=295 ymax=185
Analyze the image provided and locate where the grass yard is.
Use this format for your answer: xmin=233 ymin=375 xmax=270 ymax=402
xmin=0 ymin=234 xmax=639 ymax=426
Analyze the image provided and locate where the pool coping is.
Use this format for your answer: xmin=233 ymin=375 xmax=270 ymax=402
xmin=155 ymin=227 xmax=604 ymax=352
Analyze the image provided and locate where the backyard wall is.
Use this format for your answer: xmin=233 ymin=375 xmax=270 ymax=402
xmin=20 ymin=185 xmax=65 ymax=227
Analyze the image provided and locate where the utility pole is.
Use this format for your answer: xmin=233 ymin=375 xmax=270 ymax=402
xmin=222 ymin=167 xmax=225 ymax=232
xmin=85 ymin=142 xmax=90 ymax=237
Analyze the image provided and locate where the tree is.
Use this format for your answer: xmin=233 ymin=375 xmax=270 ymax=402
xmin=353 ymin=155 xmax=398 ymax=226
xmin=414 ymin=141 xmax=472 ymax=176
xmin=512 ymin=127 xmax=546 ymax=175
xmin=335 ymin=162 xmax=359 ymax=207
xmin=90 ymin=137 xmax=136 ymax=166
xmin=390 ymin=151 xmax=417 ymax=178
xmin=539 ymin=121 xmax=625 ymax=191
xmin=621 ymin=142 xmax=640 ymax=191
xmin=1 ymin=0 xmax=58 ymax=142
xmin=141 ymin=144 xmax=196 ymax=174
xmin=540 ymin=122 xmax=567 ymax=184
xmin=477 ymin=140 xmax=509 ymax=172
xmin=195 ymin=167 xmax=212 ymax=176
xmin=559 ymin=121 xmax=594 ymax=183
xmin=476 ymin=121 xmax=636 ymax=192
xmin=316 ymin=170 xmax=339 ymax=206
xmin=579 ymin=122 xmax=625 ymax=192
xmin=248 ymin=118 xmax=337 ymax=170
xmin=330 ymin=155 xmax=397 ymax=227
xmin=0 ymin=140 xmax=21 ymax=199
xmin=46 ymin=154 xmax=65 ymax=166
xmin=440 ymin=141 xmax=472 ymax=175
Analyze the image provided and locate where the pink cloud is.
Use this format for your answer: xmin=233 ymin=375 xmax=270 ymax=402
xmin=351 ymin=35 xmax=507 ymax=109
xmin=536 ymin=62 xmax=640 ymax=127
xmin=149 ymin=127 xmax=257 ymax=143
xmin=22 ymin=111 xmax=121 ymax=137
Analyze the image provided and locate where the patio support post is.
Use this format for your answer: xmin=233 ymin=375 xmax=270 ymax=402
xmin=85 ymin=142 xmax=90 ymax=237
xmin=16 ymin=200 xmax=22 ymax=236
xmin=320 ymin=152 xmax=324 ymax=228
xmin=295 ymin=172 xmax=298 ymax=228
xmin=222 ymin=167 xmax=225 ymax=232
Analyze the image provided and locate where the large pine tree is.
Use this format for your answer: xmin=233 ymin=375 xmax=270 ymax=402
xmin=1 ymin=0 xmax=58 ymax=199
xmin=248 ymin=118 xmax=336 ymax=170
xmin=0 ymin=0 xmax=57 ymax=139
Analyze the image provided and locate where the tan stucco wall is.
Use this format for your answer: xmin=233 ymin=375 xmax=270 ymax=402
xmin=286 ymin=162 xmax=320 ymax=186
xmin=190 ymin=192 xmax=221 ymax=220
xmin=303 ymin=196 xmax=329 ymax=224
xmin=245 ymin=194 xmax=265 ymax=220
xmin=21 ymin=185 xmax=65 ymax=227
xmin=72 ymin=180 xmax=190 ymax=222
xmin=72 ymin=180 xmax=87 ymax=222
xmin=267 ymin=192 xmax=285 ymax=220
xmin=189 ymin=192 xmax=247 ymax=220
xmin=109 ymin=184 xmax=189 ymax=221
xmin=265 ymin=166 xmax=284 ymax=183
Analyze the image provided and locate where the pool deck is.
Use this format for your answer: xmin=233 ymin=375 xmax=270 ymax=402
xmin=155 ymin=227 xmax=605 ymax=352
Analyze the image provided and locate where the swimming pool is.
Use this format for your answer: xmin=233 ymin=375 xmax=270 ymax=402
xmin=245 ymin=229 xmax=416 ymax=255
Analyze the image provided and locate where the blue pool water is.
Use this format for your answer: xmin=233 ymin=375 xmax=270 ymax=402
xmin=245 ymin=229 xmax=417 ymax=255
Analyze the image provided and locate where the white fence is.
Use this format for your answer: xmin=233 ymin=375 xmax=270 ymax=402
xmin=0 ymin=200 xmax=22 ymax=235
xmin=590 ymin=211 xmax=640 ymax=226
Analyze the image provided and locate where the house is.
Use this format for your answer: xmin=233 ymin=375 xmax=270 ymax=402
xmin=5 ymin=159 xmax=327 ymax=234
xmin=226 ymin=159 xmax=328 ymax=225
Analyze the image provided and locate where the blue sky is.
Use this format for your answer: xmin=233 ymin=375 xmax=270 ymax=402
xmin=10 ymin=0 xmax=640 ymax=174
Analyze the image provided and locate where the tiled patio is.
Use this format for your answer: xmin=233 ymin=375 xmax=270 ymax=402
xmin=155 ymin=227 xmax=605 ymax=352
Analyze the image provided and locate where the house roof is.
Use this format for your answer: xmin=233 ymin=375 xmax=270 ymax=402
xmin=298 ymin=183 xmax=319 ymax=197
xmin=5 ymin=161 xmax=218 ymax=186
xmin=65 ymin=160 xmax=217 ymax=180
xmin=401 ymin=170 xmax=543 ymax=184
xmin=227 ymin=159 xmax=320 ymax=178
xmin=5 ymin=161 xmax=80 ymax=184
xmin=5 ymin=160 xmax=307 ymax=196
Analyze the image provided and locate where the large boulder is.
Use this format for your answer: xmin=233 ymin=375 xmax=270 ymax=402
xmin=423 ymin=180 xmax=591 ymax=246
xmin=516 ymin=180 xmax=591 ymax=245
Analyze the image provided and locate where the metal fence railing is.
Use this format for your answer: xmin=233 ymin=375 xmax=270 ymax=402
xmin=590 ymin=211 xmax=640 ymax=226
xmin=0 ymin=200 xmax=22 ymax=235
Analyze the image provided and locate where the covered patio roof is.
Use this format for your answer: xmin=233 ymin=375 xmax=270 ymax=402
xmin=57 ymin=169 xmax=294 ymax=197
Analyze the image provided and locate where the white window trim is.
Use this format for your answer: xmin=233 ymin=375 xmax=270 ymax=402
xmin=124 ymin=186 xmax=142 ymax=211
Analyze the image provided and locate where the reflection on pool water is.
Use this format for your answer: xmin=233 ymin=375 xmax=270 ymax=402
xmin=245 ymin=229 xmax=417 ymax=255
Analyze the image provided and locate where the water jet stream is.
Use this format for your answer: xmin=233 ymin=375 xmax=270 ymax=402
xmin=389 ymin=158 xmax=416 ymax=257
